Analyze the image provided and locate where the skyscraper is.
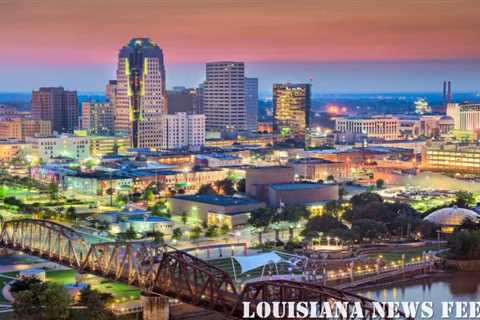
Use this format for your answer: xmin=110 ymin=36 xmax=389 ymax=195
xmin=115 ymin=38 xmax=166 ymax=148
xmin=166 ymin=87 xmax=197 ymax=114
xmin=204 ymin=62 xmax=245 ymax=131
xmin=245 ymin=77 xmax=258 ymax=132
xmin=273 ymin=83 xmax=311 ymax=146
xmin=81 ymin=102 xmax=115 ymax=135
xmin=31 ymin=87 xmax=78 ymax=134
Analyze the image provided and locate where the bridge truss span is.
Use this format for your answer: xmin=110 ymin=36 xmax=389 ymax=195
xmin=0 ymin=219 xmax=412 ymax=319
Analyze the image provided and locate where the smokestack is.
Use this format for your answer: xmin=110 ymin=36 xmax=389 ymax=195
xmin=448 ymin=81 xmax=452 ymax=103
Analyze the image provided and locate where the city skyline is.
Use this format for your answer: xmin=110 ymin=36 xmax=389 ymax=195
xmin=1 ymin=0 xmax=480 ymax=93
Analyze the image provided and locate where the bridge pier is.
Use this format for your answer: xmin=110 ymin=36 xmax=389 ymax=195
xmin=141 ymin=293 xmax=169 ymax=320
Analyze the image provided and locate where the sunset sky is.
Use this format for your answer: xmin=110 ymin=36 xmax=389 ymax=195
xmin=1 ymin=0 xmax=479 ymax=93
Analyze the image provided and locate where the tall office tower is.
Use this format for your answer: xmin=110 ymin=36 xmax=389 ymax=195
xmin=273 ymin=83 xmax=311 ymax=145
xmin=195 ymin=82 xmax=205 ymax=114
xmin=204 ymin=62 xmax=246 ymax=131
xmin=81 ymin=102 xmax=115 ymax=135
xmin=166 ymin=87 xmax=197 ymax=114
xmin=245 ymin=77 xmax=258 ymax=132
xmin=106 ymin=80 xmax=117 ymax=105
xmin=115 ymin=38 xmax=166 ymax=148
xmin=31 ymin=87 xmax=78 ymax=134
xmin=443 ymin=81 xmax=452 ymax=106
xmin=159 ymin=112 xmax=205 ymax=151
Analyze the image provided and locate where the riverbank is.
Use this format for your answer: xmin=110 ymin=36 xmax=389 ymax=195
xmin=351 ymin=270 xmax=447 ymax=292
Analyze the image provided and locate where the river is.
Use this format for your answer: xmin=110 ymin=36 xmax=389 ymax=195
xmin=359 ymin=272 xmax=480 ymax=319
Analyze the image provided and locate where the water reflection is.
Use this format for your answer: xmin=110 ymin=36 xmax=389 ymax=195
xmin=359 ymin=273 xmax=480 ymax=319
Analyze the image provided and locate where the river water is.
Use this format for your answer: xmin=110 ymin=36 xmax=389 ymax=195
xmin=359 ymin=273 xmax=480 ymax=319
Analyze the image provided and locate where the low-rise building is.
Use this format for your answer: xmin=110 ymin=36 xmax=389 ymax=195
xmin=335 ymin=115 xmax=400 ymax=141
xmin=245 ymin=166 xmax=295 ymax=202
xmin=0 ymin=141 xmax=32 ymax=161
xmin=195 ymin=154 xmax=243 ymax=168
xmin=421 ymin=143 xmax=480 ymax=173
xmin=27 ymin=134 xmax=90 ymax=162
xmin=268 ymin=183 xmax=339 ymax=207
xmin=289 ymin=158 xmax=347 ymax=182
xmin=168 ymin=194 xmax=265 ymax=228
xmin=89 ymin=135 xmax=130 ymax=157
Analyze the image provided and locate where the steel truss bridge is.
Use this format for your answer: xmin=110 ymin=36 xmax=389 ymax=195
xmin=0 ymin=219 xmax=410 ymax=319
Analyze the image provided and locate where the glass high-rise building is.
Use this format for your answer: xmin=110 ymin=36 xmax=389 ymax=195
xmin=204 ymin=62 xmax=246 ymax=131
xmin=273 ymin=83 xmax=311 ymax=146
xmin=115 ymin=38 xmax=166 ymax=148
xmin=245 ymin=77 xmax=258 ymax=132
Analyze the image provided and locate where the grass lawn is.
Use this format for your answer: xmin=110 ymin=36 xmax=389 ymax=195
xmin=46 ymin=270 xmax=140 ymax=301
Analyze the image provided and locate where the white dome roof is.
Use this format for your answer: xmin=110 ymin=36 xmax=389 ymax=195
xmin=424 ymin=206 xmax=480 ymax=226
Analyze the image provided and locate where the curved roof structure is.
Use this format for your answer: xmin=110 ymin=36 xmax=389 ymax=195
xmin=424 ymin=206 xmax=480 ymax=226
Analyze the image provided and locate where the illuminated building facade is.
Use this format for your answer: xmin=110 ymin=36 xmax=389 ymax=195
xmin=421 ymin=143 xmax=480 ymax=173
xmin=81 ymin=102 xmax=115 ymax=135
xmin=115 ymin=38 xmax=166 ymax=148
xmin=446 ymin=103 xmax=480 ymax=132
xmin=0 ymin=117 xmax=22 ymax=140
xmin=27 ymin=134 xmax=90 ymax=162
xmin=159 ymin=112 xmax=205 ymax=151
xmin=273 ymin=83 xmax=311 ymax=145
xmin=204 ymin=62 xmax=246 ymax=131
xmin=89 ymin=136 xmax=130 ymax=157
xmin=335 ymin=116 xmax=400 ymax=141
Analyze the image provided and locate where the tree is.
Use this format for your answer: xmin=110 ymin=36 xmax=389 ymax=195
xmin=302 ymin=215 xmax=348 ymax=240
xmin=39 ymin=284 xmax=71 ymax=320
xmin=205 ymin=225 xmax=219 ymax=238
xmin=248 ymin=207 xmax=275 ymax=244
xmin=153 ymin=230 xmax=165 ymax=242
xmin=458 ymin=217 xmax=480 ymax=231
xmin=143 ymin=189 xmax=155 ymax=203
xmin=79 ymin=287 xmax=113 ymax=320
xmin=220 ymin=224 xmax=230 ymax=235
xmin=150 ymin=200 xmax=170 ymax=217
xmin=323 ymin=201 xmax=343 ymax=219
xmin=351 ymin=219 xmax=388 ymax=242
xmin=455 ymin=191 xmax=476 ymax=208
xmin=326 ymin=175 xmax=335 ymax=182
xmin=448 ymin=230 xmax=480 ymax=260
xmin=349 ymin=192 xmax=383 ymax=210
xmin=181 ymin=211 xmax=188 ymax=224
xmin=197 ymin=184 xmax=217 ymax=196
xmin=376 ymin=179 xmax=385 ymax=189
xmin=172 ymin=227 xmax=183 ymax=241
xmin=10 ymin=276 xmax=42 ymax=294
xmin=236 ymin=178 xmax=246 ymax=193
xmin=12 ymin=288 xmax=41 ymax=319
xmin=47 ymin=182 xmax=59 ymax=200
xmin=189 ymin=226 xmax=202 ymax=241
xmin=66 ymin=206 xmax=76 ymax=221
xmin=274 ymin=205 xmax=309 ymax=240
xmin=215 ymin=178 xmax=236 ymax=195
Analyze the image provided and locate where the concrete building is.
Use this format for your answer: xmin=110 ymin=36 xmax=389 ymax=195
xmin=268 ymin=183 xmax=339 ymax=207
xmin=166 ymin=87 xmax=198 ymax=114
xmin=0 ymin=141 xmax=31 ymax=161
xmin=89 ymin=136 xmax=130 ymax=157
xmin=32 ymin=87 xmax=78 ymax=134
xmin=204 ymin=62 xmax=246 ymax=131
xmin=168 ymin=194 xmax=265 ymax=228
xmin=195 ymin=154 xmax=243 ymax=168
xmin=289 ymin=158 xmax=348 ymax=182
xmin=81 ymin=102 xmax=115 ymax=135
xmin=421 ymin=143 xmax=480 ymax=173
xmin=273 ymin=83 xmax=311 ymax=145
xmin=0 ymin=117 xmax=22 ymax=140
xmin=21 ymin=119 xmax=52 ymax=139
xmin=335 ymin=115 xmax=400 ymax=141
xmin=245 ymin=78 xmax=258 ymax=132
xmin=159 ymin=113 xmax=205 ymax=151
xmin=115 ymin=38 xmax=166 ymax=149
xmin=245 ymin=166 xmax=295 ymax=202
xmin=446 ymin=103 xmax=480 ymax=132
xmin=27 ymin=134 xmax=90 ymax=162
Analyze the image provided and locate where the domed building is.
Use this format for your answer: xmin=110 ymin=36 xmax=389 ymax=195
xmin=438 ymin=115 xmax=454 ymax=135
xmin=424 ymin=206 xmax=480 ymax=233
